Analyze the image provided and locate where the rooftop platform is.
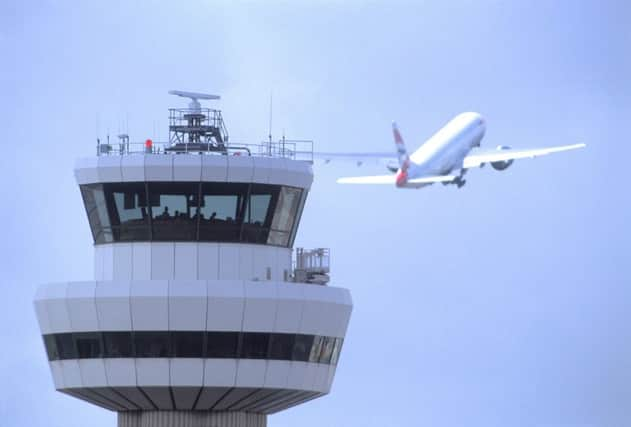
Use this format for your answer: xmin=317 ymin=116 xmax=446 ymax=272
xmin=96 ymin=137 xmax=314 ymax=163
xmin=97 ymin=104 xmax=313 ymax=162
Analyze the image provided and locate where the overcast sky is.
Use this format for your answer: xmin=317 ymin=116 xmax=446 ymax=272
xmin=2 ymin=1 xmax=630 ymax=426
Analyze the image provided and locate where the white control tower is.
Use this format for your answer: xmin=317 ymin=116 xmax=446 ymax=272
xmin=34 ymin=92 xmax=352 ymax=427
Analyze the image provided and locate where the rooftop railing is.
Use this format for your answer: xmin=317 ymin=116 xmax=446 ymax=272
xmin=96 ymin=138 xmax=314 ymax=162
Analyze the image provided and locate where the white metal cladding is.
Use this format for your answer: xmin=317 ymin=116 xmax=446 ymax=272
xmin=35 ymin=280 xmax=352 ymax=337
xmin=94 ymin=243 xmax=292 ymax=282
xmin=74 ymin=155 xmax=313 ymax=190
xmin=48 ymin=358 xmax=337 ymax=400
xmin=57 ymin=385 xmax=327 ymax=413
xmin=36 ymin=279 xmax=350 ymax=407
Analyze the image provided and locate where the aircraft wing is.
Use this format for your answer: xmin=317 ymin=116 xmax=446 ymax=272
xmin=337 ymin=174 xmax=456 ymax=185
xmin=314 ymin=152 xmax=396 ymax=162
xmin=463 ymin=143 xmax=586 ymax=169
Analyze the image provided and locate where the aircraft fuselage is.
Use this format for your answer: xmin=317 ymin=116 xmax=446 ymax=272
xmin=400 ymin=112 xmax=486 ymax=188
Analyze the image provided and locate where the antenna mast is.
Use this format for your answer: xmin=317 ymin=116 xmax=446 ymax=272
xmin=268 ymin=92 xmax=273 ymax=144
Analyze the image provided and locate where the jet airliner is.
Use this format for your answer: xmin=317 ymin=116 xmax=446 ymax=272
xmin=325 ymin=112 xmax=585 ymax=188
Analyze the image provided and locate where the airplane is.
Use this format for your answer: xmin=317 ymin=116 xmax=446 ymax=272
xmin=320 ymin=112 xmax=585 ymax=189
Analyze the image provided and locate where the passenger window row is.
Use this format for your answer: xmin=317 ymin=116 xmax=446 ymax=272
xmin=43 ymin=331 xmax=343 ymax=365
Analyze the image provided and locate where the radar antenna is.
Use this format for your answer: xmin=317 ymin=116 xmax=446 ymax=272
xmin=168 ymin=90 xmax=220 ymax=112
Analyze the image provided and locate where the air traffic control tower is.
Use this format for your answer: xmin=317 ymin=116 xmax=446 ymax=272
xmin=34 ymin=91 xmax=352 ymax=427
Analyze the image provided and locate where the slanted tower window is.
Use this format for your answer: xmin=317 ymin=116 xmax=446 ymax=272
xmin=80 ymin=182 xmax=304 ymax=247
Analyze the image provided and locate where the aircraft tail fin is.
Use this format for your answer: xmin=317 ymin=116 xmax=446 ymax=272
xmin=392 ymin=122 xmax=410 ymax=169
xmin=392 ymin=122 xmax=411 ymax=186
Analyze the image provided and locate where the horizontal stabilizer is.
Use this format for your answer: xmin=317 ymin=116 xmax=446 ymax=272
xmin=314 ymin=152 xmax=395 ymax=160
xmin=408 ymin=175 xmax=456 ymax=184
xmin=337 ymin=175 xmax=397 ymax=184
xmin=337 ymin=174 xmax=456 ymax=185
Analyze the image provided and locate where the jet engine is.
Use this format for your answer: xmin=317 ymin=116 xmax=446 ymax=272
xmin=491 ymin=145 xmax=514 ymax=171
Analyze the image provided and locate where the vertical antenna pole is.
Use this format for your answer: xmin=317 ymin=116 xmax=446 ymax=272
xmin=268 ymin=92 xmax=273 ymax=156
xmin=268 ymin=92 xmax=273 ymax=143
xmin=96 ymin=114 xmax=100 ymax=154
xmin=282 ymin=129 xmax=286 ymax=158
xmin=125 ymin=114 xmax=130 ymax=153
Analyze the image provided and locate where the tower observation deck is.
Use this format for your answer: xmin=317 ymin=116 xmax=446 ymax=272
xmin=34 ymin=92 xmax=352 ymax=427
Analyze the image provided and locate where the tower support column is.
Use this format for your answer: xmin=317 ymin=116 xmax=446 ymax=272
xmin=118 ymin=411 xmax=267 ymax=427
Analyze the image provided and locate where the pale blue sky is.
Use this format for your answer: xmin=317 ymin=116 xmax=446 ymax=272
xmin=1 ymin=1 xmax=630 ymax=426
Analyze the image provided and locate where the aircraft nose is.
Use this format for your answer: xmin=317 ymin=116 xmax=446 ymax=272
xmin=463 ymin=112 xmax=484 ymax=125
xmin=473 ymin=115 xmax=486 ymax=141
xmin=476 ymin=114 xmax=486 ymax=131
xmin=460 ymin=112 xmax=486 ymax=133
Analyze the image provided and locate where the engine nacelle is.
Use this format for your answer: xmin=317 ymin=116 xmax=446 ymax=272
xmin=491 ymin=145 xmax=514 ymax=171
